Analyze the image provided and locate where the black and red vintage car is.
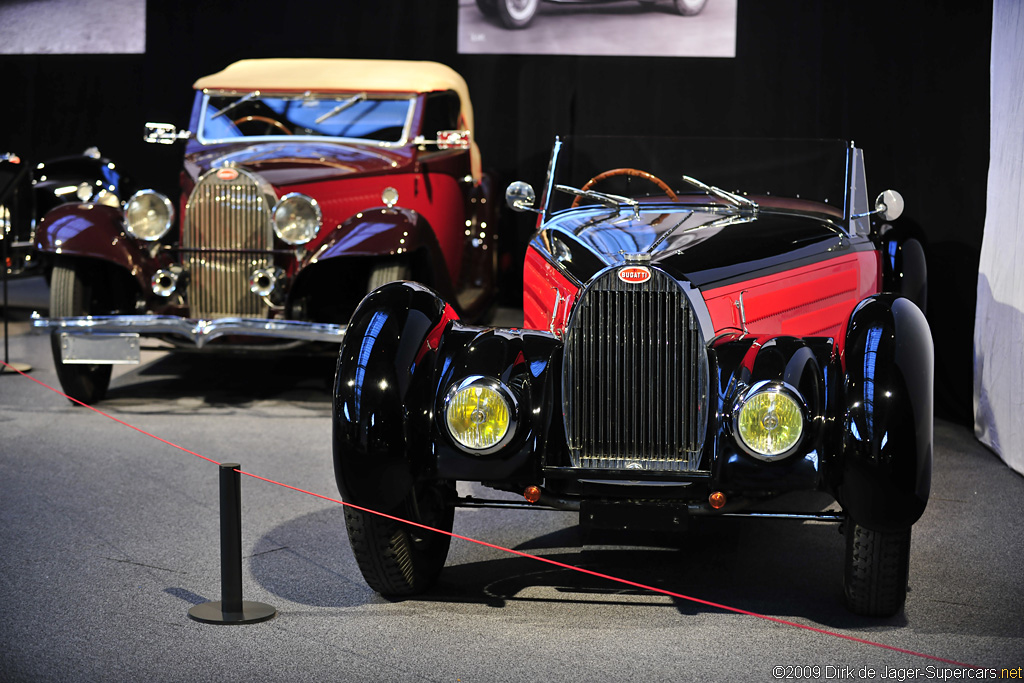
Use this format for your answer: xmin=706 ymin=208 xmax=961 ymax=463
xmin=33 ymin=58 xmax=499 ymax=403
xmin=333 ymin=136 xmax=932 ymax=617
xmin=476 ymin=0 xmax=707 ymax=29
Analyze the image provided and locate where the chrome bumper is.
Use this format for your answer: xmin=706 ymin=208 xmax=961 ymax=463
xmin=31 ymin=312 xmax=346 ymax=349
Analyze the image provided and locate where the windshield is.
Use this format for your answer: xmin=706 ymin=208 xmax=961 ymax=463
xmin=541 ymin=136 xmax=866 ymax=227
xmin=195 ymin=91 xmax=416 ymax=145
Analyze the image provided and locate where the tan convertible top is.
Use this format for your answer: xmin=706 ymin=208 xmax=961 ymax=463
xmin=194 ymin=58 xmax=475 ymax=132
xmin=194 ymin=58 xmax=481 ymax=183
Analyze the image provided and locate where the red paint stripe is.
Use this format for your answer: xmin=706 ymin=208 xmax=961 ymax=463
xmin=0 ymin=359 xmax=982 ymax=669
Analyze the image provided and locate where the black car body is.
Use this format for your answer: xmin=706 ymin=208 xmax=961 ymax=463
xmin=3 ymin=150 xmax=128 ymax=279
xmin=333 ymin=136 xmax=932 ymax=617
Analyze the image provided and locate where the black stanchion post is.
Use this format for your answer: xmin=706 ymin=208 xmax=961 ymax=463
xmin=1 ymin=158 xmax=32 ymax=375
xmin=188 ymin=462 xmax=276 ymax=625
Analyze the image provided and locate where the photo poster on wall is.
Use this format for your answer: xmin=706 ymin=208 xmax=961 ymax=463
xmin=457 ymin=0 xmax=737 ymax=57
xmin=0 ymin=0 xmax=146 ymax=55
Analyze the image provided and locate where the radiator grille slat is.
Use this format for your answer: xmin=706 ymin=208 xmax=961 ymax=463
xmin=563 ymin=266 xmax=709 ymax=472
xmin=183 ymin=170 xmax=272 ymax=319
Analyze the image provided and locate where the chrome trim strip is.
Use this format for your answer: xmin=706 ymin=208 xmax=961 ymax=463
xmin=196 ymin=92 xmax=416 ymax=148
xmin=701 ymin=511 xmax=844 ymax=521
xmin=31 ymin=313 xmax=345 ymax=347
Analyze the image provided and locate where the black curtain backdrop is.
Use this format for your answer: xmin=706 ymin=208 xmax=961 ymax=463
xmin=1 ymin=0 xmax=992 ymax=424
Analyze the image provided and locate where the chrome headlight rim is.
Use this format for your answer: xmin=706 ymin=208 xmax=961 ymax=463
xmin=732 ymin=380 xmax=807 ymax=461
xmin=443 ymin=375 xmax=518 ymax=455
xmin=272 ymin=192 xmax=322 ymax=245
xmin=124 ymin=189 xmax=174 ymax=242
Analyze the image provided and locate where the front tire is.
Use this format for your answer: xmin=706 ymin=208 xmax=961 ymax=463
xmin=497 ymin=0 xmax=539 ymax=29
xmin=344 ymin=482 xmax=455 ymax=596
xmin=843 ymin=518 xmax=911 ymax=617
xmin=49 ymin=261 xmax=113 ymax=404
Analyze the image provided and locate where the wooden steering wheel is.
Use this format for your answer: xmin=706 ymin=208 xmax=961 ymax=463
xmin=232 ymin=115 xmax=292 ymax=135
xmin=571 ymin=167 xmax=678 ymax=208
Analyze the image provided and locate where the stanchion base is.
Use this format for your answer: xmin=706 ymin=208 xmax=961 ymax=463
xmin=0 ymin=362 xmax=32 ymax=374
xmin=188 ymin=600 xmax=277 ymax=625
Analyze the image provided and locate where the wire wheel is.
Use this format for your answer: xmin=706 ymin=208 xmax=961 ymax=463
xmin=497 ymin=0 xmax=539 ymax=28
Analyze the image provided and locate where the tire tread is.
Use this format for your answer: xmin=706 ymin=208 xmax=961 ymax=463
xmin=844 ymin=520 xmax=911 ymax=617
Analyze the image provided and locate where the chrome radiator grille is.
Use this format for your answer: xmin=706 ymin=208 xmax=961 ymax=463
xmin=182 ymin=169 xmax=272 ymax=319
xmin=562 ymin=266 xmax=709 ymax=472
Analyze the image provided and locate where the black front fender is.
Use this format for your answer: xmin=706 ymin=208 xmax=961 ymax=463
xmin=332 ymin=281 xmax=456 ymax=510
xmin=838 ymin=294 xmax=933 ymax=531
xmin=432 ymin=325 xmax=562 ymax=482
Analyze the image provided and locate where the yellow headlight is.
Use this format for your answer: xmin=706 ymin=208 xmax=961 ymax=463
xmin=736 ymin=386 xmax=804 ymax=458
xmin=445 ymin=382 xmax=511 ymax=451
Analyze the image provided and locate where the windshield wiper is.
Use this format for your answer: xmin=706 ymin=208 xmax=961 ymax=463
xmin=211 ymin=91 xmax=261 ymax=120
xmin=645 ymin=212 xmax=696 ymax=254
xmin=315 ymin=93 xmax=367 ymax=125
xmin=681 ymin=175 xmax=758 ymax=214
xmin=556 ymin=184 xmax=640 ymax=216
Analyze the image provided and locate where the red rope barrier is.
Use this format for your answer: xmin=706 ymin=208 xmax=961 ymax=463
xmin=0 ymin=360 xmax=984 ymax=669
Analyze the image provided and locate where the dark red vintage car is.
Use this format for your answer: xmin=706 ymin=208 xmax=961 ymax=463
xmin=476 ymin=0 xmax=707 ymax=29
xmin=334 ymin=136 xmax=931 ymax=617
xmin=33 ymin=58 xmax=500 ymax=403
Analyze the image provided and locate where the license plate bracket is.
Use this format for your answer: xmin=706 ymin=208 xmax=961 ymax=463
xmin=58 ymin=333 xmax=141 ymax=364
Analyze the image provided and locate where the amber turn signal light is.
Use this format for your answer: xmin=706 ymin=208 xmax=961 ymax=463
xmin=709 ymin=491 xmax=727 ymax=509
xmin=524 ymin=486 xmax=542 ymax=504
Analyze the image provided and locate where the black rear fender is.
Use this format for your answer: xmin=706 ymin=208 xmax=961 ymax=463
xmin=878 ymin=230 xmax=927 ymax=311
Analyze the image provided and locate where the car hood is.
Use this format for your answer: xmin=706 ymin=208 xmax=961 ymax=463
xmin=183 ymin=141 xmax=414 ymax=186
xmin=537 ymin=205 xmax=859 ymax=290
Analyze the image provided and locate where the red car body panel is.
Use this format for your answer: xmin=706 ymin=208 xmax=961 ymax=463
xmin=702 ymin=250 xmax=881 ymax=346
xmin=522 ymin=245 xmax=881 ymax=354
xmin=522 ymin=245 xmax=579 ymax=333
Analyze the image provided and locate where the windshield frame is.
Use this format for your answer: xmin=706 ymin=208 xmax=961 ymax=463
xmin=537 ymin=136 xmax=870 ymax=235
xmin=193 ymin=89 xmax=419 ymax=147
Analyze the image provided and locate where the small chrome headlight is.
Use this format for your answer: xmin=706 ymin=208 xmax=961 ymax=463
xmin=734 ymin=381 xmax=805 ymax=460
xmin=124 ymin=190 xmax=174 ymax=241
xmin=272 ymin=193 xmax=321 ymax=245
xmin=444 ymin=376 xmax=516 ymax=453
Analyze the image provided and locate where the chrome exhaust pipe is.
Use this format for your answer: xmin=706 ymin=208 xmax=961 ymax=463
xmin=151 ymin=269 xmax=179 ymax=297
xmin=249 ymin=267 xmax=284 ymax=297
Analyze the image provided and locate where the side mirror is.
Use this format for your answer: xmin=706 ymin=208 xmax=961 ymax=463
xmin=505 ymin=181 xmax=538 ymax=213
xmin=875 ymin=189 xmax=904 ymax=221
xmin=143 ymin=122 xmax=191 ymax=145
xmin=415 ymin=130 xmax=472 ymax=150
